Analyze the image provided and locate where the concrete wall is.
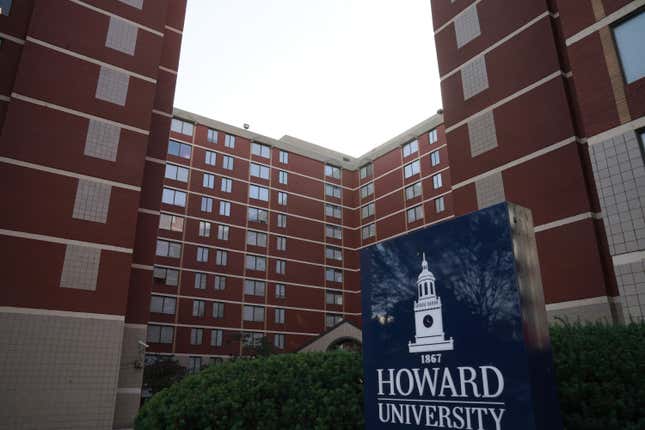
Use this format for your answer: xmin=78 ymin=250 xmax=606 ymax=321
xmin=0 ymin=308 xmax=124 ymax=430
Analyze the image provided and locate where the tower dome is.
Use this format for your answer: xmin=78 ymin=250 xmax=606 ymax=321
xmin=416 ymin=253 xmax=437 ymax=298
xmin=417 ymin=253 xmax=435 ymax=282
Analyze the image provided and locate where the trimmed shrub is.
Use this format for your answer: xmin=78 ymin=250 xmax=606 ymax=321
xmin=135 ymin=351 xmax=363 ymax=430
xmin=551 ymin=321 xmax=645 ymax=430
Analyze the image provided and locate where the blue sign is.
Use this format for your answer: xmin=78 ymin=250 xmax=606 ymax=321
xmin=361 ymin=203 xmax=562 ymax=429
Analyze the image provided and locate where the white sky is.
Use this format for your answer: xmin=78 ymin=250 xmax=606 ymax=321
xmin=174 ymin=0 xmax=441 ymax=157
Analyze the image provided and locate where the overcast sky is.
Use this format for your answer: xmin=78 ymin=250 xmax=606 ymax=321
xmin=174 ymin=0 xmax=441 ymax=157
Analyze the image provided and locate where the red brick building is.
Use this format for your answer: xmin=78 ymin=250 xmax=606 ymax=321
xmin=145 ymin=109 xmax=450 ymax=370
xmin=0 ymin=0 xmax=187 ymax=428
xmin=430 ymin=0 xmax=644 ymax=323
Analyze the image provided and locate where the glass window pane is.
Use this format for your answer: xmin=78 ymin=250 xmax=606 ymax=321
xmin=613 ymin=11 xmax=645 ymax=84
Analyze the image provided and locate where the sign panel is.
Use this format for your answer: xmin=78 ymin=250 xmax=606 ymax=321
xmin=361 ymin=203 xmax=562 ymax=429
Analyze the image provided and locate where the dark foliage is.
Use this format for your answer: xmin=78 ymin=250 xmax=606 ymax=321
xmin=550 ymin=321 xmax=645 ymax=430
xmin=136 ymin=351 xmax=363 ymax=430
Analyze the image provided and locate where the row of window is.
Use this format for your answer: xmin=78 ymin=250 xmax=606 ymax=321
xmin=153 ymin=265 xmax=344 ymax=289
xmin=156 ymin=237 xmax=343 ymax=268
xmin=359 ymin=197 xmax=445 ymax=239
xmin=163 ymin=188 xmax=344 ymax=225
xmin=360 ymin=177 xmax=444 ymax=220
xmin=146 ymin=325 xmax=287 ymax=351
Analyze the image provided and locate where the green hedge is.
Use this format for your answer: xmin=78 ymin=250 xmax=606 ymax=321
xmin=136 ymin=351 xmax=363 ymax=430
xmin=550 ymin=322 xmax=645 ymax=430
xmin=137 ymin=323 xmax=644 ymax=430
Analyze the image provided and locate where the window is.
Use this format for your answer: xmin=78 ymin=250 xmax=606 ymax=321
xmin=325 ymin=184 xmax=341 ymax=198
xmin=220 ymin=178 xmax=232 ymax=193
xmin=278 ymin=192 xmax=288 ymax=206
xmin=325 ymin=246 xmax=343 ymax=261
xmin=190 ymin=327 xmax=203 ymax=344
xmin=404 ymin=160 xmax=421 ymax=178
xmin=159 ymin=214 xmax=184 ymax=232
xmin=326 ymin=268 xmax=343 ymax=283
xmin=360 ymin=182 xmax=374 ymax=199
xmin=196 ymin=247 xmax=209 ymax=262
xmin=217 ymin=225 xmax=229 ymax=241
xmin=1 ymin=0 xmax=13 ymax=16
xmin=277 ymin=214 xmax=287 ymax=228
xmin=201 ymin=197 xmax=213 ymax=213
xmin=195 ymin=272 xmax=208 ymax=290
xmin=249 ymin=185 xmax=269 ymax=201
xmin=165 ymin=164 xmax=189 ymax=182
xmin=156 ymin=240 xmax=181 ymax=258
xmin=276 ymin=260 xmax=286 ymax=274
xmin=362 ymin=223 xmax=376 ymax=239
xmin=214 ymin=275 xmax=226 ymax=290
xmin=213 ymin=302 xmax=224 ymax=318
xmin=192 ymin=300 xmax=205 ymax=317
xmin=188 ymin=356 xmax=202 ymax=373
xmin=435 ymin=197 xmax=446 ymax=213
xmin=243 ymin=305 xmax=265 ymax=322
xmin=202 ymin=173 xmax=214 ymax=189
xmin=275 ymin=283 xmax=286 ymax=298
xmin=147 ymin=325 xmax=174 ymax=344
xmin=205 ymin=151 xmax=216 ymax=166
xmin=224 ymin=134 xmax=235 ymax=148
xmin=361 ymin=203 xmax=375 ymax=219
xmin=246 ymin=255 xmax=266 ymax=271
xmin=275 ymin=308 xmax=285 ymax=324
xmin=168 ymin=140 xmax=192 ymax=159
xmin=247 ymin=230 xmax=267 ymax=247
xmin=251 ymin=142 xmax=271 ymax=158
xmin=219 ymin=201 xmax=231 ymax=216
xmin=244 ymin=280 xmax=266 ymax=296
xmin=430 ymin=150 xmax=440 ymax=166
xmin=194 ymin=272 xmax=207 ymax=290
xmin=429 ymin=128 xmax=438 ymax=144
xmin=150 ymin=295 xmax=176 ymax=314
xmin=402 ymin=139 xmax=419 ymax=157
xmin=211 ymin=329 xmax=223 ymax=347
xmin=276 ymin=236 xmax=287 ymax=251
xmin=250 ymin=163 xmax=270 ymax=179
xmin=171 ymin=118 xmax=194 ymax=136
xmin=325 ymin=164 xmax=341 ymax=179
xmin=198 ymin=221 xmax=211 ymax=237
xmin=613 ymin=11 xmax=645 ymax=84
xmin=279 ymin=151 xmax=289 ymax=164
xmin=433 ymin=173 xmax=443 ymax=189
xmin=326 ymin=314 xmax=343 ymax=328
xmin=325 ymin=204 xmax=341 ymax=218
xmin=242 ymin=332 xmax=264 ymax=347
xmin=162 ymin=188 xmax=186 ymax=207
xmin=207 ymin=128 xmax=218 ymax=143
xmin=222 ymin=155 xmax=234 ymax=170
xmin=278 ymin=170 xmax=288 ymax=184
xmin=274 ymin=334 xmax=285 ymax=350
xmin=326 ymin=291 xmax=343 ymax=305
xmin=405 ymin=182 xmax=422 ymax=200
xmin=153 ymin=266 xmax=179 ymax=286
xmin=407 ymin=205 xmax=424 ymax=223
xmin=216 ymin=250 xmax=228 ymax=266
xmin=248 ymin=207 xmax=268 ymax=223
xmin=325 ymin=225 xmax=342 ymax=240
xmin=360 ymin=163 xmax=373 ymax=179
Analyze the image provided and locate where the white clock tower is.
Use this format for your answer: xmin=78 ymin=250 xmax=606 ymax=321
xmin=408 ymin=253 xmax=454 ymax=353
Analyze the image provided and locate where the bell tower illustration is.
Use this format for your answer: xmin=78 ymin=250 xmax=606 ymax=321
xmin=408 ymin=253 xmax=454 ymax=353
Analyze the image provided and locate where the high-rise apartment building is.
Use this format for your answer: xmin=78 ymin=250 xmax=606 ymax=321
xmin=146 ymin=109 xmax=450 ymax=368
xmin=0 ymin=0 xmax=187 ymax=428
xmin=430 ymin=0 xmax=644 ymax=323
